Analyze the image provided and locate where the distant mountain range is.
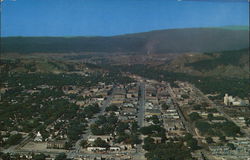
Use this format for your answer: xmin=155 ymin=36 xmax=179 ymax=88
xmin=2 ymin=27 xmax=249 ymax=54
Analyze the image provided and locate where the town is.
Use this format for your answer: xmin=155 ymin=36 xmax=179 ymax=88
xmin=0 ymin=65 xmax=249 ymax=160
xmin=1 ymin=0 xmax=249 ymax=159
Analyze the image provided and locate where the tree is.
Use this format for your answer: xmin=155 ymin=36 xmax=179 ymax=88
xmin=130 ymin=135 xmax=142 ymax=145
xmin=143 ymin=137 xmax=155 ymax=151
xmin=106 ymin=113 xmax=118 ymax=124
xmin=195 ymin=121 xmax=211 ymax=134
xmin=83 ymin=104 xmax=100 ymax=118
xmin=105 ymin=105 xmax=118 ymax=112
xmin=147 ymin=115 xmax=160 ymax=124
xmin=186 ymin=138 xmax=199 ymax=150
xmin=181 ymin=94 xmax=189 ymax=99
xmin=189 ymin=112 xmax=202 ymax=121
xmin=221 ymin=121 xmax=241 ymax=137
xmin=80 ymin=140 xmax=88 ymax=148
xmin=1 ymin=153 xmax=11 ymax=160
xmin=93 ymin=138 xmax=110 ymax=148
xmin=64 ymin=141 xmax=72 ymax=150
xmin=144 ymin=142 xmax=192 ymax=160
xmin=131 ymin=122 xmax=139 ymax=132
xmin=55 ymin=153 xmax=67 ymax=160
xmin=219 ymin=136 xmax=226 ymax=142
xmin=227 ymin=143 xmax=236 ymax=150
xmin=115 ymin=133 xmax=130 ymax=143
xmin=193 ymin=105 xmax=202 ymax=110
xmin=184 ymin=133 xmax=198 ymax=150
xmin=6 ymin=134 xmax=22 ymax=146
xmin=33 ymin=153 xmax=46 ymax=160
xmin=67 ymin=119 xmax=84 ymax=141
xmin=161 ymin=103 xmax=170 ymax=110
xmin=205 ymin=137 xmax=213 ymax=144
xmin=201 ymin=102 xmax=209 ymax=108
xmin=183 ymin=133 xmax=193 ymax=141
xmin=90 ymin=124 xmax=104 ymax=135
xmin=95 ymin=115 xmax=107 ymax=125
xmin=140 ymin=125 xmax=164 ymax=135
xmin=116 ymin=122 xmax=129 ymax=134
xmin=245 ymin=118 xmax=250 ymax=126
xmin=207 ymin=113 xmax=214 ymax=121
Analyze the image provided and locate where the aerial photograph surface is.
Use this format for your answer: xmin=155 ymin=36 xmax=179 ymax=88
xmin=0 ymin=0 xmax=249 ymax=160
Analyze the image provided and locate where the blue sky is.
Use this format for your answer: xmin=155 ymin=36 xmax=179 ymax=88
xmin=1 ymin=0 xmax=249 ymax=36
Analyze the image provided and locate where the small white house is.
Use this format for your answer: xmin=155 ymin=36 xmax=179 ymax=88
xmin=87 ymin=147 xmax=106 ymax=152
xmin=34 ymin=132 xmax=43 ymax=142
xmin=110 ymin=146 xmax=121 ymax=151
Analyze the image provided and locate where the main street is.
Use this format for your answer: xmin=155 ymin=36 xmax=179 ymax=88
xmin=11 ymin=149 xmax=136 ymax=159
xmin=138 ymin=82 xmax=145 ymax=128
xmin=133 ymin=82 xmax=146 ymax=160
xmin=166 ymin=83 xmax=195 ymax=135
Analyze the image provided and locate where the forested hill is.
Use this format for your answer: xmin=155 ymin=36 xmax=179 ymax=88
xmin=2 ymin=27 xmax=249 ymax=54
xmin=160 ymin=48 xmax=249 ymax=78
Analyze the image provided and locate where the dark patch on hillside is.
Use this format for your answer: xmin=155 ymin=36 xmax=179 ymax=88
xmin=186 ymin=49 xmax=249 ymax=71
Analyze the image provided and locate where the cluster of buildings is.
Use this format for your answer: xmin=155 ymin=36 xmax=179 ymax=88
xmin=144 ymin=83 xmax=161 ymax=120
xmin=223 ymin=94 xmax=249 ymax=107
xmin=63 ymin=82 xmax=113 ymax=107
xmin=30 ymin=83 xmax=115 ymax=150
xmin=143 ymin=81 xmax=185 ymax=137
xmin=169 ymin=81 xmax=250 ymax=160
xmin=173 ymin=81 xmax=205 ymax=106
xmin=0 ymin=131 xmax=28 ymax=147
xmin=111 ymin=83 xmax=139 ymax=123
xmin=2 ymin=70 xmax=250 ymax=160
xmin=86 ymin=135 xmax=132 ymax=153
xmin=163 ymin=108 xmax=185 ymax=137
xmin=32 ymin=118 xmax=69 ymax=149
xmin=209 ymin=138 xmax=250 ymax=160
xmin=83 ymin=83 xmax=139 ymax=154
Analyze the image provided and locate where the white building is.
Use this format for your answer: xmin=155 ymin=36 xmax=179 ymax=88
xmin=224 ymin=94 xmax=234 ymax=105
xmin=34 ymin=132 xmax=43 ymax=142
xmin=224 ymin=94 xmax=249 ymax=106
xmin=109 ymin=146 xmax=121 ymax=151
xmin=87 ymin=147 xmax=106 ymax=151
xmin=87 ymin=135 xmax=112 ymax=143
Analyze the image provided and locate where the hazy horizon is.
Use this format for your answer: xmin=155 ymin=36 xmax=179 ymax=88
xmin=1 ymin=25 xmax=249 ymax=38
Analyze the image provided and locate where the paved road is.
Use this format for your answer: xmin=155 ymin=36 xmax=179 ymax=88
xmin=167 ymin=83 xmax=195 ymax=135
xmin=134 ymin=82 xmax=147 ymax=160
xmin=138 ymin=82 xmax=145 ymax=128
xmin=11 ymin=148 xmax=137 ymax=159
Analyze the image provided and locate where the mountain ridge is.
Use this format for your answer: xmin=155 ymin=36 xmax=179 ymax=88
xmin=2 ymin=27 xmax=249 ymax=54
